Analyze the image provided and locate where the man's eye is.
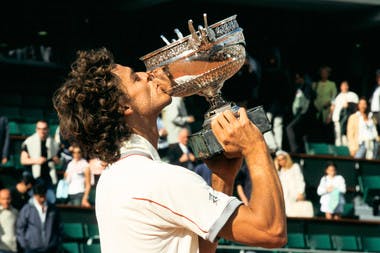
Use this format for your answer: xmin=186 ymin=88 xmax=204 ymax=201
xmin=133 ymin=74 xmax=141 ymax=81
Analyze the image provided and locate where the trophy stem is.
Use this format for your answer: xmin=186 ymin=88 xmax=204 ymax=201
xmin=206 ymin=92 xmax=228 ymax=111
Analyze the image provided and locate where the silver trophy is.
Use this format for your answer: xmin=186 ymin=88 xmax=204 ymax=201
xmin=140 ymin=14 xmax=271 ymax=159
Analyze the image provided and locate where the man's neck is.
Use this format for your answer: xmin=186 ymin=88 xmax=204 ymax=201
xmin=127 ymin=116 xmax=159 ymax=149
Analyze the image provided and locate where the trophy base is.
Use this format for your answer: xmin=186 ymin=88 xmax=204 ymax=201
xmin=188 ymin=105 xmax=272 ymax=159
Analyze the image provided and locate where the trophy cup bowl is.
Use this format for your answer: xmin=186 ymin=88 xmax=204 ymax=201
xmin=140 ymin=14 xmax=271 ymax=159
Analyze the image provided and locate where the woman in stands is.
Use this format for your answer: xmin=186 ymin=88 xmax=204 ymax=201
xmin=317 ymin=161 xmax=346 ymax=219
xmin=274 ymin=150 xmax=314 ymax=217
xmin=64 ymin=143 xmax=91 ymax=207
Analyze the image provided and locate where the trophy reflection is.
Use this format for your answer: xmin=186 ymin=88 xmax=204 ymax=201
xmin=140 ymin=14 xmax=271 ymax=159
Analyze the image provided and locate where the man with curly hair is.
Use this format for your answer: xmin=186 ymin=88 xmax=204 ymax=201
xmin=53 ymin=48 xmax=286 ymax=253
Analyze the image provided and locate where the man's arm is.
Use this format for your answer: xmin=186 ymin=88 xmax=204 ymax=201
xmin=206 ymin=108 xmax=287 ymax=248
xmin=20 ymin=150 xmax=46 ymax=166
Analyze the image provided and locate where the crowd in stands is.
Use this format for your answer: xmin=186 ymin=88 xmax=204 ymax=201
xmin=0 ymin=59 xmax=380 ymax=252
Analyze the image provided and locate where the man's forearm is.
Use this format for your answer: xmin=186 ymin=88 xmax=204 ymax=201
xmin=246 ymin=142 xmax=286 ymax=234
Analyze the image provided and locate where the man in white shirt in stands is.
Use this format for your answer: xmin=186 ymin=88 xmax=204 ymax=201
xmin=330 ymin=80 xmax=359 ymax=146
xmin=53 ymin=48 xmax=286 ymax=253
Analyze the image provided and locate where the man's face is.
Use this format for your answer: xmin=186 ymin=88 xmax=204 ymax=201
xmin=36 ymin=121 xmax=49 ymax=140
xmin=0 ymin=190 xmax=11 ymax=209
xmin=112 ymin=65 xmax=172 ymax=116
xmin=320 ymin=68 xmax=329 ymax=80
xmin=358 ymin=99 xmax=367 ymax=112
xmin=178 ymin=129 xmax=189 ymax=145
xmin=340 ymin=82 xmax=349 ymax=93
xmin=34 ymin=194 xmax=46 ymax=206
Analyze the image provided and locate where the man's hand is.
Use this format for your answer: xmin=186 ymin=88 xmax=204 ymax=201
xmin=211 ymin=108 xmax=264 ymax=158
xmin=35 ymin=157 xmax=47 ymax=165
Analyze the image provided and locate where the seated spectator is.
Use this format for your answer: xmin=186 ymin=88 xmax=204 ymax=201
xmin=16 ymin=178 xmax=62 ymax=253
xmin=20 ymin=120 xmax=60 ymax=203
xmin=88 ymin=157 xmax=106 ymax=187
xmin=10 ymin=171 xmax=34 ymax=211
xmin=0 ymin=188 xmax=18 ymax=253
xmin=317 ymin=161 xmax=346 ymax=219
xmin=64 ymin=144 xmax=91 ymax=207
xmin=274 ymin=150 xmax=314 ymax=217
xmin=167 ymin=128 xmax=196 ymax=170
xmin=347 ymin=97 xmax=379 ymax=159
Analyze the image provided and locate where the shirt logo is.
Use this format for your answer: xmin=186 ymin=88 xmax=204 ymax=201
xmin=208 ymin=190 xmax=219 ymax=204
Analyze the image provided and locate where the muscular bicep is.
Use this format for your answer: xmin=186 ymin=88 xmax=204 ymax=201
xmin=218 ymin=205 xmax=285 ymax=248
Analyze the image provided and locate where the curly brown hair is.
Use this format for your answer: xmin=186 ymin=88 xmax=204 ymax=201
xmin=53 ymin=48 xmax=131 ymax=164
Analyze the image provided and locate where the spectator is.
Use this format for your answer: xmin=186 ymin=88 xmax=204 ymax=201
xmin=156 ymin=114 xmax=169 ymax=161
xmin=193 ymin=162 xmax=212 ymax=186
xmin=161 ymin=96 xmax=195 ymax=145
xmin=286 ymin=71 xmax=313 ymax=153
xmin=330 ymin=80 xmax=359 ymax=146
xmin=235 ymin=162 xmax=252 ymax=206
xmin=370 ymin=69 xmax=380 ymax=133
xmin=0 ymin=116 xmax=10 ymax=166
xmin=347 ymin=97 xmax=379 ymax=159
xmin=312 ymin=66 xmax=337 ymax=143
xmin=317 ymin=162 xmax=346 ymax=219
xmin=64 ymin=144 xmax=91 ymax=207
xmin=16 ymin=178 xmax=62 ymax=253
xmin=260 ymin=49 xmax=292 ymax=152
xmin=0 ymin=188 xmax=18 ymax=253
xmin=20 ymin=120 xmax=60 ymax=203
xmin=274 ymin=150 xmax=314 ymax=217
xmin=167 ymin=128 xmax=196 ymax=170
xmin=10 ymin=171 xmax=34 ymax=211
xmin=88 ymin=157 xmax=106 ymax=187
xmin=54 ymin=126 xmax=73 ymax=171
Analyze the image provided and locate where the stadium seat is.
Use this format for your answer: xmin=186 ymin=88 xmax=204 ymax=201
xmin=61 ymin=242 xmax=81 ymax=253
xmin=63 ymin=223 xmax=85 ymax=242
xmin=308 ymin=234 xmax=332 ymax=250
xmin=333 ymin=145 xmax=350 ymax=156
xmin=358 ymin=175 xmax=380 ymax=205
xmin=287 ymin=233 xmax=307 ymax=249
xmin=332 ymin=235 xmax=360 ymax=251
xmin=305 ymin=142 xmax=335 ymax=156
xmin=20 ymin=122 xmax=37 ymax=136
xmin=362 ymin=236 xmax=380 ymax=252
xmin=83 ymin=243 xmax=101 ymax=253
xmin=8 ymin=121 xmax=21 ymax=135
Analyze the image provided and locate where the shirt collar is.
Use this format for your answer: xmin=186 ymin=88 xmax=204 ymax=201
xmin=120 ymin=134 xmax=161 ymax=161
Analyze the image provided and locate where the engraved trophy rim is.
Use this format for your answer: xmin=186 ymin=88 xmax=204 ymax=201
xmin=139 ymin=14 xmax=238 ymax=64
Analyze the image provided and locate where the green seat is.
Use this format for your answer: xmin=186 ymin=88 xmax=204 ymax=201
xmin=63 ymin=223 xmax=85 ymax=242
xmin=362 ymin=236 xmax=380 ymax=252
xmin=8 ymin=121 xmax=21 ymax=135
xmin=308 ymin=234 xmax=332 ymax=250
xmin=333 ymin=145 xmax=350 ymax=156
xmin=83 ymin=243 xmax=101 ymax=253
xmin=84 ymin=223 xmax=99 ymax=245
xmin=61 ymin=242 xmax=81 ymax=253
xmin=332 ymin=235 xmax=359 ymax=251
xmin=359 ymin=175 xmax=380 ymax=205
xmin=287 ymin=233 xmax=307 ymax=248
xmin=20 ymin=122 xmax=36 ymax=136
xmin=305 ymin=142 xmax=335 ymax=155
